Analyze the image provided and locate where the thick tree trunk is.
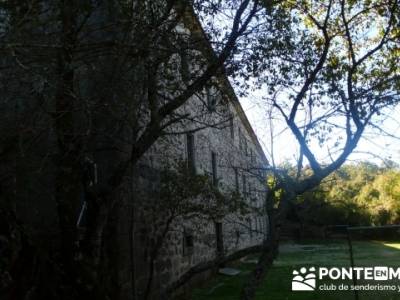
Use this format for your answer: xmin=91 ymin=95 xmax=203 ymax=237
xmin=54 ymin=2 xmax=81 ymax=292
xmin=240 ymin=188 xmax=296 ymax=300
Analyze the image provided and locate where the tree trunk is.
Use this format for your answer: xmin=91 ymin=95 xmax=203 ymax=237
xmin=54 ymin=1 xmax=81 ymax=295
xmin=240 ymin=188 xmax=296 ymax=300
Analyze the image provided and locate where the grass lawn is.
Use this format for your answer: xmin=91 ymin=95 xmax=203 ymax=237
xmin=191 ymin=239 xmax=400 ymax=300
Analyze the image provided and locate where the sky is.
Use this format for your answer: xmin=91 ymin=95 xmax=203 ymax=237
xmin=234 ymin=6 xmax=400 ymax=168
xmin=239 ymin=91 xmax=400 ymax=167
xmin=197 ymin=2 xmax=400 ymax=168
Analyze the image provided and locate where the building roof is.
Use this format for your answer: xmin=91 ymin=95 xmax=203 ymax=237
xmin=180 ymin=4 xmax=269 ymax=166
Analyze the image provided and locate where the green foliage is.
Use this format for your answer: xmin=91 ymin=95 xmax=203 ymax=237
xmin=149 ymin=160 xmax=250 ymax=222
xmin=266 ymin=175 xmax=283 ymax=206
xmin=297 ymin=162 xmax=400 ymax=226
xmin=236 ymin=0 xmax=400 ymax=161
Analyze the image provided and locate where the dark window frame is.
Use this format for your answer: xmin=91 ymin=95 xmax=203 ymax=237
xmin=186 ymin=133 xmax=196 ymax=174
xmin=234 ymin=168 xmax=239 ymax=192
xmin=215 ymin=222 xmax=224 ymax=255
xmin=248 ymin=218 xmax=253 ymax=238
xmin=183 ymin=231 xmax=194 ymax=256
xmin=242 ymin=174 xmax=246 ymax=196
xmin=211 ymin=151 xmax=218 ymax=186
xmin=206 ymin=86 xmax=218 ymax=112
xmin=229 ymin=116 xmax=234 ymax=139
xmin=238 ymin=127 xmax=242 ymax=150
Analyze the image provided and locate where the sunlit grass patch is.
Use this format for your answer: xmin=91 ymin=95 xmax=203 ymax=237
xmin=190 ymin=239 xmax=400 ymax=300
xmin=382 ymin=242 xmax=400 ymax=250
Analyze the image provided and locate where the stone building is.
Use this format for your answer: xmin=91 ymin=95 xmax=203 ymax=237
xmin=0 ymin=2 xmax=269 ymax=300
xmin=125 ymin=6 xmax=270 ymax=299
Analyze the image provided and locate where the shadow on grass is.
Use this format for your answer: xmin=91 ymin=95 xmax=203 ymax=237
xmin=190 ymin=239 xmax=400 ymax=300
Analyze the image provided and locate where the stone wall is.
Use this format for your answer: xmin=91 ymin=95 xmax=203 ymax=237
xmin=127 ymin=79 xmax=269 ymax=298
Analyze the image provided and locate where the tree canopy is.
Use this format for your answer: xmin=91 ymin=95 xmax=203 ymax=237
xmin=236 ymin=0 xmax=400 ymax=192
xmin=298 ymin=162 xmax=400 ymax=226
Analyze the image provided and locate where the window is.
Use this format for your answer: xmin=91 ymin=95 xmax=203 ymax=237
xmin=207 ymin=87 xmax=218 ymax=111
xmin=236 ymin=230 xmax=240 ymax=239
xmin=235 ymin=230 xmax=241 ymax=246
xmin=244 ymin=138 xmax=248 ymax=155
xmin=238 ymin=127 xmax=242 ymax=150
xmin=186 ymin=133 xmax=196 ymax=174
xmin=248 ymin=182 xmax=253 ymax=200
xmin=242 ymin=174 xmax=246 ymax=196
xmin=183 ymin=231 xmax=194 ymax=256
xmin=180 ymin=51 xmax=190 ymax=83
xmin=234 ymin=168 xmax=239 ymax=192
xmin=229 ymin=116 xmax=234 ymax=139
xmin=248 ymin=218 xmax=252 ymax=238
xmin=211 ymin=151 xmax=218 ymax=186
xmin=215 ymin=222 xmax=224 ymax=255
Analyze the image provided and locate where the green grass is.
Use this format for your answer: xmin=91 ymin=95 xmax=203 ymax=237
xmin=190 ymin=239 xmax=400 ymax=300
xmin=190 ymin=260 xmax=255 ymax=300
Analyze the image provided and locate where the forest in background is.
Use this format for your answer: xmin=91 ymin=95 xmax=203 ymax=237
xmin=280 ymin=161 xmax=400 ymax=227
